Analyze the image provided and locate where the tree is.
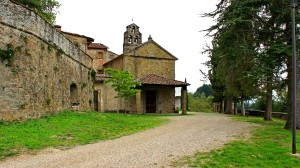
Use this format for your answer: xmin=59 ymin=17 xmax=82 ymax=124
xmin=104 ymin=68 xmax=141 ymax=113
xmin=14 ymin=0 xmax=60 ymax=24
xmin=189 ymin=93 xmax=213 ymax=112
xmin=203 ymin=0 xmax=260 ymax=115
xmin=203 ymin=0 xmax=298 ymax=123
xmin=194 ymin=84 xmax=213 ymax=97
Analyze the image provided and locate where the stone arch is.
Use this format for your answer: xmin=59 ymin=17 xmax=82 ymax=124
xmin=70 ymin=83 xmax=78 ymax=105
xmin=128 ymin=35 xmax=132 ymax=43
xmin=134 ymin=36 xmax=139 ymax=44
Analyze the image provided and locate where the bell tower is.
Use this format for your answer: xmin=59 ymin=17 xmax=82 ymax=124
xmin=123 ymin=23 xmax=142 ymax=54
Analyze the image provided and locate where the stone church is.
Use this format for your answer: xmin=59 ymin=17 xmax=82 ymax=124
xmin=95 ymin=23 xmax=189 ymax=114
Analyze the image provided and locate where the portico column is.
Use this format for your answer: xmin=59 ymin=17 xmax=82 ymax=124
xmin=181 ymin=86 xmax=187 ymax=115
xmin=136 ymin=90 xmax=142 ymax=114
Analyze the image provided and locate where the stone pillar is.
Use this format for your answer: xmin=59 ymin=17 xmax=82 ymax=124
xmin=136 ymin=90 xmax=142 ymax=114
xmin=98 ymin=90 xmax=102 ymax=112
xmin=181 ymin=86 xmax=187 ymax=115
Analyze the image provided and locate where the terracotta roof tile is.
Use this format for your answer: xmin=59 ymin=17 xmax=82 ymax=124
xmin=62 ymin=31 xmax=94 ymax=42
xmin=138 ymin=74 xmax=189 ymax=86
xmin=96 ymin=59 xmax=106 ymax=66
xmin=88 ymin=43 xmax=108 ymax=49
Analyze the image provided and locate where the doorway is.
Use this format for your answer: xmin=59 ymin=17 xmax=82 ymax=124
xmin=94 ymin=91 xmax=99 ymax=111
xmin=146 ymin=91 xmax=156 ymax=113
xmin=70 ymin=83 xmax=78 ymax=105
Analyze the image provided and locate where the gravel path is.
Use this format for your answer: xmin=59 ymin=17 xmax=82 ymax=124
xmin=0 ymin=112 xmax=253 ymax=168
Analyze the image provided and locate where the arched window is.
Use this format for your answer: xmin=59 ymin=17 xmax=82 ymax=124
xmin=70 ymin=83 xmax=78 ymax=105
xmin=132 ymin=26 xmax=135 ymax=33
xmin=128 ymin=35 xmax=132 ymax=43
xmin=134 ymin=36 xmax=138 ymax=44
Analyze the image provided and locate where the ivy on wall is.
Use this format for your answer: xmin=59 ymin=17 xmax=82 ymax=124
xmin=0 ymin=44 xmax=15 ymax=66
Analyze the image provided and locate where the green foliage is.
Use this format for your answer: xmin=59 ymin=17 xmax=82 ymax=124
xmin=188 ymin=93 xmax=213 ymax=112
xmin=47 ymin=45 xmax=53 ymax=53
xmin=194 ymin=84 xmax=213 ymax=97
xmin=0 ymin=44 xmax=15 ymax=66
xmin=40 ymin=44 xmax=45 ymax=50
xmin=14 ymin=0 xmax=60 ymax=24
xmin=104 ymin=68 xmax=141 ymax=100
xmin=203 ymin=0 xmax=297 ymax=120
xmin=81 ymin=83 xmax=87 ymax=90
xmin=90 ymin=69 xmax=96 ymax=81
xmin=250 ymin=96 xmax=287 ymax=112
xmin=53 ymin=66 xmax=59 ymax=72
xmin=172 ymin=116 xmax=300 ymax=167
xmin=55 ymin=48 xmax=65 ymax=57
xmin=0 ymin=111 xmax=169 ymax=160
xmin=20 ymin=34 xmax=28 ymax=44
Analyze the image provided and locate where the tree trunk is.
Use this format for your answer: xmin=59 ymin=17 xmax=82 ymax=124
xmin=233 ymin=97 xmax=237 ymax=115
xmin=124 ymin=99 xmax=127 ymax=114
xmin=285 ymin=56 xmax=292 ymax=129
xmin=219 ymin=100 xmax=223 ymax=113
xmin=241 ymin=98 xmax=245 ymax=116
xmin=117 ymin=97 xmax=121 ymax=114
xmin=224 ymin=99 xmax=227 ymax=113
xmin=224 ymin=96 xmax=233 ymax=114
xmin=264 ymin=80 xmax=273 ymax=121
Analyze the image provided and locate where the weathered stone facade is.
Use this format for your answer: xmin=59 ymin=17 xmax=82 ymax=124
xmin=0 ymin=0 xmax=94 ymax=121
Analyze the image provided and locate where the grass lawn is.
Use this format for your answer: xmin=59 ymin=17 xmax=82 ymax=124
xmin=0 ymin=111 xmax=169 ymax=160
xmin=172 ymin=115 xmax=300 ymax=168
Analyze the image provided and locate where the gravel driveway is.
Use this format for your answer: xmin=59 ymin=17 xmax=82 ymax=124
xmin=0 ymin=112 xmax=253 ymax=168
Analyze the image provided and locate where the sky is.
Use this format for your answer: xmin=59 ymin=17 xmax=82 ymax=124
xmin=55 ymin=0 xmax=219 ymax=93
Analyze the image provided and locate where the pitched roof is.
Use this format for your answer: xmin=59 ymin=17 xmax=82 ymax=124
xmin=138 ymin=74 xmax=190 ymax=86
xmin=62 ymin=31 xmax=94 ymax=42
xmin=88 ymin=43 xmax=108 ymax=49
xmin=126 ymin=23 xmax=139 ymax=28
xmin=133 ymin=39 xmax=178 ymax=60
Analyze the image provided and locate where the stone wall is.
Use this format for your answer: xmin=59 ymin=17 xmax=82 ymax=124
xmin=125 ymin=56 xmax=175 ymax=79
xmin=0 ymin=0 xmax=94 ymax=121
xmin=104 ymin=82 xmax=120 ymax=112
xmin=62 ymin=34 xmax=88 ymax=52
xmin=104 ymin=56 xmax=124 ymax=71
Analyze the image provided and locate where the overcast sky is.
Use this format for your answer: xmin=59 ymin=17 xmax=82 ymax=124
xmin=55 ymin=0 xmax=219 ymax=93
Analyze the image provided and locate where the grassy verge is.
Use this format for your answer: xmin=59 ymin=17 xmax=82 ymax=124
xmin=172 ymin=115 xmax=300 ymax=168
xmin=0 ymin=111 xmax=169 ymax=160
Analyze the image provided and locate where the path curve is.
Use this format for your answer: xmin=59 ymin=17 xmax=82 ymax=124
xmin=0 ymin=112 xmax=253 ymax=168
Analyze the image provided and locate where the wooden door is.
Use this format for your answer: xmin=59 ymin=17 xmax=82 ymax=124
xmin=146 ymin=91 xmax=156 ymax=113
xmin=94 ymin=91 xmax=98 ymax=111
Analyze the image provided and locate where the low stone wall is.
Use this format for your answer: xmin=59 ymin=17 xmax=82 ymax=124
xmin=0 ymin=0 xmax=94 ymax=121
xmin=244 ymin=110 xmax=287 ymax=119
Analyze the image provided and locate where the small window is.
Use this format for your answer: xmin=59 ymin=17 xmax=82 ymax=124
xmin=134 ymin=37 xmax=138 ymax=44
xmin=128 ymin=35 xmax=132 ymax=43
xmin=109 ymin=55 xmax=114 ymax=59
xmin=97 ymin=52 xmax=103 ymax=59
